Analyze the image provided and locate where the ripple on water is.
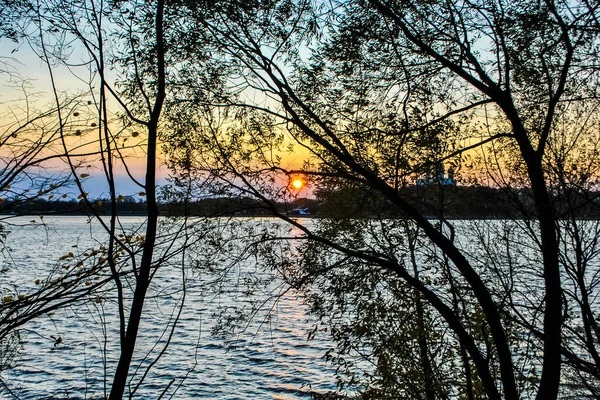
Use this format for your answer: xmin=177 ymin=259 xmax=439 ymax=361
xmin=1 ymin=217 xmax=338 ymax=399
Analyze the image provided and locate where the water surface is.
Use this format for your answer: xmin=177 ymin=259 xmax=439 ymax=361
xmin=0 ymin=216 xmax=336 ymax=399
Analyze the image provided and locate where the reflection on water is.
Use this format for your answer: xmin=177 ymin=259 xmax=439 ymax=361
xmin=0 ymin=216 xmax=336 ymax=399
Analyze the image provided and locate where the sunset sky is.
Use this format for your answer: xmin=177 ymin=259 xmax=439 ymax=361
xmin=0 ymin=40 xmax=309 ymax=199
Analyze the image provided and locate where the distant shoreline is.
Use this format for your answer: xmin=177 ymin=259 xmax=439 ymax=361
xmin=3 ymin=213 xmax=600 ymax=222
xmin=2 ymin=184 xmax=600 ymax=220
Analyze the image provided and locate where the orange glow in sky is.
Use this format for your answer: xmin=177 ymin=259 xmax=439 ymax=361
xmin=291 ymin=179 xmax=304 ymax=189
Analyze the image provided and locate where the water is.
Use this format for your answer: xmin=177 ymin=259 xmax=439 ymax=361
xmin=0 ymin=216 xmax=337 ymax=399
xmin=2 ymin=216 xmax=598 ymax=399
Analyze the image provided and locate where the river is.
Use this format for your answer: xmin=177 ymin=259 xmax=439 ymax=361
xmin=0 ymin=216 xmax=337 ymax=399
xmin=1 ymin=215 xmax=598 ymax=399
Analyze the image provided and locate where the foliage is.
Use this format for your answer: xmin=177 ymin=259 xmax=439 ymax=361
xmin=155 ymin=0 xmax=600 ymax=398
xmin=1 ymin=0 xmax=600 ymax=399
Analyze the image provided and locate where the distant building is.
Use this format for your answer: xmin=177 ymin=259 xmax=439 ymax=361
xmin=416 ymin=162 xmax=454 ymax=186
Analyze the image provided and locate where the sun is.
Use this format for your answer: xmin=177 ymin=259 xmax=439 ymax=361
xmin=291 ymin=179 xmax=304 ymax=189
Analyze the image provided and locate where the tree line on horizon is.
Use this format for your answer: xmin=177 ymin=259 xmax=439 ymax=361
xmin=4 ymin=184 xmax=600 ymax=220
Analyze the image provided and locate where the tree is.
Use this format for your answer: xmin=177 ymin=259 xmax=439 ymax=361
xmin=0 ymin=0 xmax=216 ymax=398
xmin=159 ymin=0 xmax=600 ymax=398
xmin=2 ymin=0 xmax=600 ymax=398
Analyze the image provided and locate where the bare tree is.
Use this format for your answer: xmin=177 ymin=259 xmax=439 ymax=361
xmin=0 ymin=0 xmax=212 ymax=398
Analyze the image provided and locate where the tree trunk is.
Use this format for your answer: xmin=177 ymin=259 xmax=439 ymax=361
xmin=108 ymin=0 xmax=166 ymax=398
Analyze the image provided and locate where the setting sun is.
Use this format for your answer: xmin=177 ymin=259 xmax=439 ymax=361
xmin=291 ymin=179 xmax=304 ymax=189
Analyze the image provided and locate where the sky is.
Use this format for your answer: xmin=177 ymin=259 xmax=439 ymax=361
xmin=1 ymin=39 xmax=173 ymax=199
xmin=0 ymin=23 xmax=316 ymax=202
